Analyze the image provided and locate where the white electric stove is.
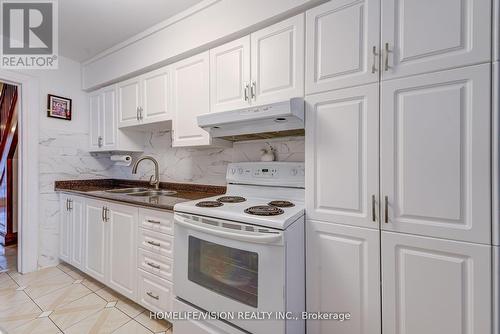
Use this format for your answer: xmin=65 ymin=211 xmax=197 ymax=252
xmin=173 ymin=162 xmax=305 ymax=334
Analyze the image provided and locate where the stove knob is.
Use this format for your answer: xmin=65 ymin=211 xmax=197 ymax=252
xmin=230 ymin=168 xmax=237 ymax=175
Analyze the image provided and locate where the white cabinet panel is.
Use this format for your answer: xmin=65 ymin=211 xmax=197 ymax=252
xmin=306 ymin=84 xmax=379 ymax=229
xmin=83 ymin=199 xmax=107 ymax=282
xmin=69 ymin=197 xmax=84 ymax=270
xmin=380 ymin=65 xmax=491 ymax=243
xmin=494 ymin=63 xmax=500 ymax=246
xmin=107 ymin=202 xmax=137 ymax=300
xmin=307 ymin=220 xmax=381 ymax=334
xmin=139 ymin=208 xmax=174 ymax=236
xmin=142 ymin=67 xmax=171 ymax=124
xmin=88 ymin=93 xmax=102 ymax=150
xmin=101 ymin=86 xmax=117 ymax=149
xmin=251 ymin=14 xmax=304 ymax=105
xmin=59 ymin=194 xmax=71 ymax=263
xmin=171 ymin=52 xmax=211 ymax=147
xmin=117 ymin=77 xmax=141 ymax=128
xmin=381 ymin=0 xmax=491 ymax=80
xmin=306 ymin=0 xmax=380 ymax=94
xmin=495 ymin=0 xmax=499 ymax=62
xmin=382 ymin=231 xmax=491 ymax=334
xmin=137 ymin=269 xmax=173 ymax=313
xmin=210 ymin=36 xmax=251 ymax=112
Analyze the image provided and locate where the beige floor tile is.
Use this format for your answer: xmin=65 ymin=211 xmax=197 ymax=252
xmin=66 ymin=269 xmax=86 ymax=280
xmin=24 ymin=272 xmax=74 ymax=300
xmin=64 ymin=307 xmax=130 ymax=334
xmin=0 ymin=299 xmax=42 ymax=331
xmin=81 ymin=277 xmax=105 ymax=292
xmin=56 ymin=262 xmax=74 ymax=273
xmin=135 ymin=312 xmax=172 ymax=333
xmin=34 ymin=282 xmax=93 ymax=311
xmin=7 ymin=317 xmax=60 ymax=334
xmin=113 ymin=320 xmax=153 ymax=334
xmin=0 ymin=272 xmax=19 ymax=291
xmin=49 ymin=292 xmax=106 ymax=330
xmin=11 ymin=267 xmax=66 ymax=286
xmin=115 ymin=298 xmax=146 ymax=318
xmin=0 ymin=288 xmax=33 ymax=307
xmin=95 ymin=287 xmax=121 ymax=302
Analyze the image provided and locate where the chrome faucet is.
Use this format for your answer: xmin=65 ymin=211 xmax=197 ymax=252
xmin=132 ymin=156 xmax=160 ymax=190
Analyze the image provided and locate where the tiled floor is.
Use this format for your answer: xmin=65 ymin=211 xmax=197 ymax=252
xmin=0 ymin=244 xmax=17 ymax=272
xmin=0 ymin=262 xmax=173 ymax=333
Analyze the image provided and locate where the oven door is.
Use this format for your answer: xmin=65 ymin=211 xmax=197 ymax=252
xmin=174 ymin=213 xmax=286 ymax=334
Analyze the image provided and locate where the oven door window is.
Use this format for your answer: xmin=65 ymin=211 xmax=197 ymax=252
xmin=188 ymin=236 xmax=258 ymax=307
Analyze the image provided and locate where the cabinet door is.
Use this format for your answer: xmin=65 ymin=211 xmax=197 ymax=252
xmin=142 ymin=66 xmax=171 ymax=124
xmin=107 ymin=202 xmax=137 ymax=300
xmin=83 ymin=199 xmax=107 ymax=282
xmin=117 ymin=77 xmax=141 ymax=128
xmin=382 ymin=231 xmax=491 ymax=334
xmin=306 ymin=84 xmax=379 ymax=229
xmin=69 ymin=196 xmax=84 ymax=270
xmin=171 ymin=51 xmax=211 ymax=147
xmin=59 ymin=194 xmax=71 ymax=263
xmin=305 ymin=0 xmax=380 ymax=94
xmin=251 ymin=14 xmax=304 ymax=105
xmin=101 ymin=86 xmax=117 ymax=149
xmin=210 ymin=36 xmax=251 ymax=112
xmin=307 ymin=220 xmax=381 ymax=334
xmin=88 ymin=93 xmax=102 ymax=150
xmin=380 ymin=64 xmax=491 ymax=243
xmin=381 ymin=0 xmax=491 ymax=80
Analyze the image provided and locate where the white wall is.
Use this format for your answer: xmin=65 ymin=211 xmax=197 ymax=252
xmin=17 ymin=56 xmax=115 ymax=267
xmin=82 ymin=0 xmax=325 ymax=89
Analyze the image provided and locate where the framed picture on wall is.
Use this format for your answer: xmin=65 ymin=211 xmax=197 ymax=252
xmin=47 ymin=94 xmax=72 ymax=120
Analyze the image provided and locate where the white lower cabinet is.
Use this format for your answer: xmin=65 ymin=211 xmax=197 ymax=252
xmin=60 ymin=195 xmax=175 ymax=313
xmin=306 ymin=220 xmax=381 ymax=334
xmin=382 ymin=231 xmax=491 ymax=334
xmin=107 ymin=202 xmax=138 ymax=300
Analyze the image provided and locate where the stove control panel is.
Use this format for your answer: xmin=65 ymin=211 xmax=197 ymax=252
xmin=227 ymin=162 xmax=305 ymax=188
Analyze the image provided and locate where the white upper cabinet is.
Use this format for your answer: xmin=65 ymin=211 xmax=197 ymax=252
xmin=251 ymin=14 xmax=304 ymax=105
xmin=101 ymin=86 xmax=117 ymax=149
xmin=380 ymin=64 xmax=491 ymax=243
xmin=171 ymin=52 xmax=212 ymax=147
xmin=88 ymin=92 xmax=102 ymax=151
xmin=210 ymin=36 xmax=251 ymax=112
xmin=307 ymin=221 xmax=381 ymax=334
xmin=305 ymin=0 xmax=381 ymax=94
xmin=306 ymin=83 xmax=380 ymax=229
xmin=141 ymin=67 xmax=171 ymax=124
xmin=117 ymin=77 xmax=141 ymax=128
xmin=381 ymin=0 xmax=491 ymax=80
xmin=382 ymin=231 xmax=491 ymax=334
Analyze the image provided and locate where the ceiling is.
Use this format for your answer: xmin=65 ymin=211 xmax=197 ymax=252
xmin=59 ymin=0 xmax=204 ymax=62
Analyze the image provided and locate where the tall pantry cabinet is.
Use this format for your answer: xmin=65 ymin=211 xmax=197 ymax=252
xmin=305 ymin=1 xmax=493 ymax=334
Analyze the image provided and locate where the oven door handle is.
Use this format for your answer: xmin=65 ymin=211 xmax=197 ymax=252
xmin=175 ymin=216 xmax=283 ymax=244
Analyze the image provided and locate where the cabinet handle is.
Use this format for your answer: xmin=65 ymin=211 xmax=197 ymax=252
xmin=384 ymin=42 xmax=390 ymax=71
xmin=244 ymin=83 xmax=249 ymax=101
xmin=136 ymin=107 xmax=140 ymax=120
xmin=66 ymin=199 xmax=70 ymax=211
xmin=371 ymin=195 xmax=376 ymax=222
xmin=139 ymin=107 xmax=143 ymax=120
xmin=384 ymin=196 xmax=389 ymax=223
xmin=371 ymin=46 xmax=378 ymax=73
xmin=146 ymin=291 xmax=159 ymax=300
xmin=105 ymin=207 xmax=110 ymax=222
xmin=98 ymin=136 xmax=103 ymax=148
xmin=68 ymin=199 xmax=73 ymax=211
xmin=147 ymin=240 xmax=161 ymax=247
xmin=251 ymin=81 xmax=256 ymax=100
xmin=147 ymin=261 xmax=161 ymax=269
xmin=102 ymin=206 xmax=106 ymax=222
xmin=146 ymin=219 xmax=161 ymax=224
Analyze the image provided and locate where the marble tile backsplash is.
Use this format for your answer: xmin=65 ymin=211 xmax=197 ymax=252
xmin=39 ymin=128 xmax=304 ymax=267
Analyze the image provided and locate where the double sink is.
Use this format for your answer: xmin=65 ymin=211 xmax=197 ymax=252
xmin=105 ymin=187 xmax=177 ymax=197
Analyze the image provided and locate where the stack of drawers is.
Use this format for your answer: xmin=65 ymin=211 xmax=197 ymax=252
xmin=136 ymin=207 xmax=174 ymax=313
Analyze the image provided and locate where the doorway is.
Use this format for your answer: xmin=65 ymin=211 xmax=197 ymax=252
xmin=0 ymin=82 xmax=19 ymax=272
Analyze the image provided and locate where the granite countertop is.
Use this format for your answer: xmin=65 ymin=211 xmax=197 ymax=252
xmin=55 ymin=179 xmax=226 ymax=211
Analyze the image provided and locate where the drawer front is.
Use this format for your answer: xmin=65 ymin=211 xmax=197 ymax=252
xmin=138 ymin=248 xmax=173 ymax=281
xmin=138 ymin=228 xmax=173 ymax=258
xmin=137 ymin=269 xmax=173 ymax=313
xmin=139 ymin=208 xmax=174 ymax=235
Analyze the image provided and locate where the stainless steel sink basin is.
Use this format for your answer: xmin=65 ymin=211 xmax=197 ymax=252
xmin=126 ymin=190 xmax=178 ymax=197
xmin=105 ymin=187 xmax=149 ymax=194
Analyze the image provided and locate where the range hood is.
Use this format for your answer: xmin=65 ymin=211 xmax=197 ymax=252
xmin=197 ymin=98 xmax=304 ymax=142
